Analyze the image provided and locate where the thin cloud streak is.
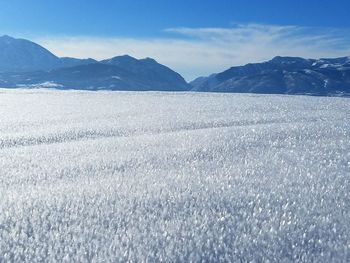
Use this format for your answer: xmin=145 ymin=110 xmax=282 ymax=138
xmin=35 ymin=24 xmax=350 ymax=81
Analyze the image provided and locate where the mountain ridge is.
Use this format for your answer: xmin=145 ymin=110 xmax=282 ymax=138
xmin=1 ymin=35 xmax=350 ymax=96
xmin=191 ymin=56 xmax=350 ymax=96
xmin=0 ymin=35 xmax=98 ymax=72
xmin=0 ymin=35 xmax=190 ymax=91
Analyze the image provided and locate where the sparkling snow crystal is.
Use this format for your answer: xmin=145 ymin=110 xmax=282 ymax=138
xmin=0 ymin=89 xmax=349 ymax=262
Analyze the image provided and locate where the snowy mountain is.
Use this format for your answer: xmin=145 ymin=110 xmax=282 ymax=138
xmin=99 ymin=55 xmax=190 ymax=90
xmin=0 ymin=57 xmax=190 ymax=91
xmin=0 ymin=35 xmax=58 ymax=71
xmin=0 ymin=35 xmax=96 ymax=72
xmin=0 ymin=35 xmax=190 ymax=91
xmin=191 ymin=56 xmax=350 ymax=96
xmin=1 ymin=35 xmax=350 ymax=95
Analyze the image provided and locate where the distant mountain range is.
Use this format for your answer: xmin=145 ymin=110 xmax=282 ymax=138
xmin=0 ymin=35 xmax=350 ymax=96
xmin=191 ymin=56 xmax=350 ymax=96
xmin=0 ymin=35 xmax=96 ymax=72
xmin=0 ymin=35 xmax=190 ymax=91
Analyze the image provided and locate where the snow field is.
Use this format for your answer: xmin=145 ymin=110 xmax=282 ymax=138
xmin=0 ymin=89 xmax=349 ymax=262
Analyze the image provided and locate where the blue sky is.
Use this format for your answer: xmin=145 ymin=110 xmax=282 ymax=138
xmin=1 ymin=0 xmax=350 ymax=80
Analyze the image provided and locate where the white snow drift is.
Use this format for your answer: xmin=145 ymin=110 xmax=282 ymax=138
xmin=0 ymin=89 xmax=349 ymax=262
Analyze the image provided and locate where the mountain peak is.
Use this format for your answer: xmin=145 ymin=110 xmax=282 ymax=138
xmin=101 ymin=55 xmax=139 ymax=65
xmin=121 ymin=54 xmax=135 ymax=58
xmin=0 ymin=35 xmax=16 ymax=43
xmin=140 ymin=57 xmax=157 ymax=64
xmin=114 ymin=54 xmax=137 ymax=60
xmin=270 ymin=56 xmax=307 ymax=63
xmin=1 ymin=35 xmax=13 ymax=39
xmin=191 ymin=55 xmax=350 ymax=96
xmin=0 ymin=35 xmax=190 ymax=91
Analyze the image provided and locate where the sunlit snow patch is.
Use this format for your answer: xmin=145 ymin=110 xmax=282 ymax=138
xmin=16 ymin=81 xmax=63 ymax=89
xmin=0 ymin=89 xmax=349 ymax=262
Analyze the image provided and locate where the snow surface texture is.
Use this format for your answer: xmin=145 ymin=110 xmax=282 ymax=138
xmin=0 ymin=89 xmax=349 ymax=262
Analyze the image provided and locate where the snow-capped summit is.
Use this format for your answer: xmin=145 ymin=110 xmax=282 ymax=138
xmin=0 ymin=35 xmax=59 ymax=72
xmin=0 ymin=36 xmax=190 ymax=91
xmin=191 ymin=56 xmax=350 ymax=96
xmin=0 ymin=35 xmax=96 ymax=72
xmin=0 ymin=35 xmax=16 ymax=43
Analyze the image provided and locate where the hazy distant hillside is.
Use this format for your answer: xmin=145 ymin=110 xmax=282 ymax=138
xmin=1 ymin=35 xmax=350 ymax=96
xmin=0 ymin=35 xmax=59 ymax=71
xmin=191 ymin=56 xmax=350 ymax=96
xmin=0 ymin=35 xmax=96 ymax=72
xmin=0 ymin=35 xmax=190 ymax=91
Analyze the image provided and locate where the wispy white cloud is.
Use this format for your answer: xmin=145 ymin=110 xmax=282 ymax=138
xmin=34 ymin=24 xmax=350 ymax=81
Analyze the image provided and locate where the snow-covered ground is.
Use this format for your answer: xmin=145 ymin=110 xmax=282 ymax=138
xmin=0 ymin=89 xmax=349 ymax=262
